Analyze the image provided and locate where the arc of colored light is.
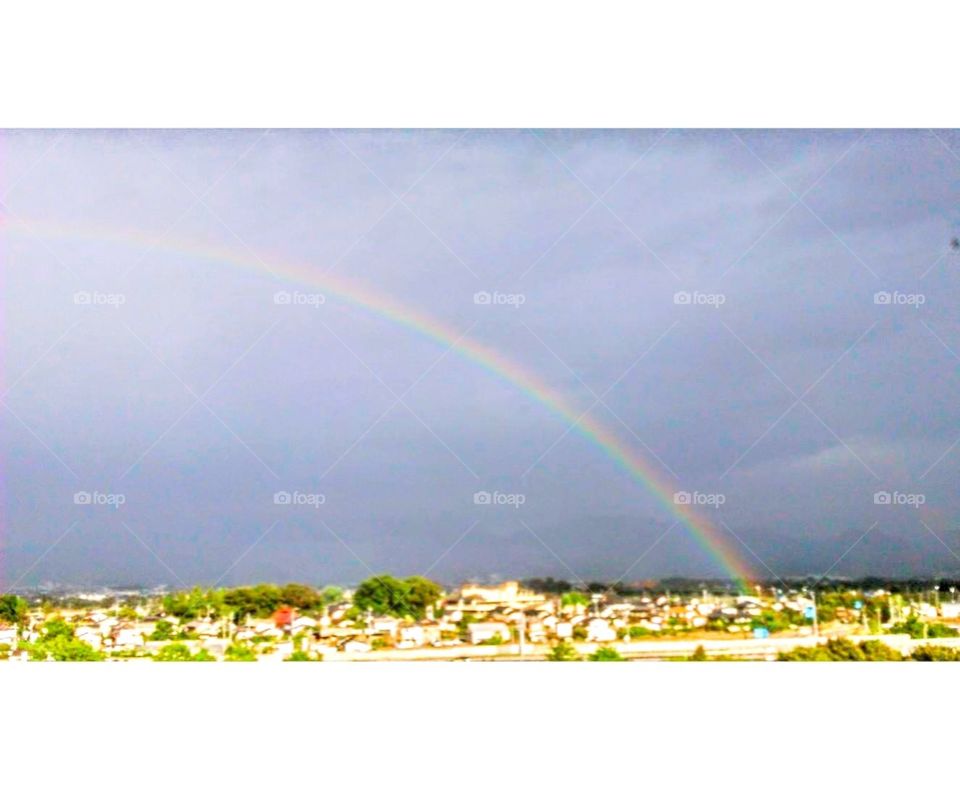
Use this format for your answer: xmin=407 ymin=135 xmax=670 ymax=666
xmin=0 ymin=216 xmax=756 ymax=587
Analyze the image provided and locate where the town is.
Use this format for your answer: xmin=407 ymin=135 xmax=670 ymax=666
xmin=3 ymin=576 xmax=960 ymax=661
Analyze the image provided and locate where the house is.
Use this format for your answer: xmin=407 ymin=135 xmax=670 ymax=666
xmin=468 ymin=622 xmax=511 ymax=645
xmin=398 ymin=622 xmax=442 ymax=647
xmin=366 ymin=616 xmax=400 ymax=638
xmin=0 ymin=624 xmax=18 ymax=649
xmin=111 ymin=624 xmax=145 ymax=650
xmin=291 ymin=616 xmax=317 ymax=634
xmin=75 ymin=626 xmax=103 ymax=649
xmin=586 ymin=618 xmax=616 ymax=642
xmin=271 ymin=606 xmax=297 ymax=631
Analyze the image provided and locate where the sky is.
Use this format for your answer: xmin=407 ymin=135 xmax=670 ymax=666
xmin=1 ymin=129 xmax=959 ymax=589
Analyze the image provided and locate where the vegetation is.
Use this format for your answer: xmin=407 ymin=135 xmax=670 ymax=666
xmin=352 ymin=575 xmax=441 ymax=620
xmin=779 ymin=638 xmax=960 ymax=661
xmin=20 ymin=618 xmax=103 ymax=661
xmin=155 ymin=583 xmax=346 ymax=622
xmin=0 ymin=594 xmax=28 ymax=625
xmin=149 ymin=620 xmax=177 ymax=641
xmin=909 ymin=644 xmax=960 ymax=661
xmin=588 ymin=646 xmax=624 ymax=661
xmin=224 ymin=644 xmax=257 ymax=661
xmin=890 ymin=615 xmax=959 ymax=639
xmin=154 ymin=643 xmax=214 ymax=661
xmin=547 ymin=640 xmax=581 ymax=661
xmin=561 ymin=592 xmax=590 ymax=608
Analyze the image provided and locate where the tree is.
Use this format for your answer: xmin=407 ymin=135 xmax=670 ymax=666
xmin=41 ymin=617 xmax=74 ymax=641
xmin=561 ymin=592 xmax=590 ymax=608
xmin=859 ymin=640 xmax=903 ymax=661
xmin=778 ymin=638 xmax=902 ymax=661
xmin=588 ymin=646 xmax=624 ymax=661
xmin=150 ymin=620 xmax=176 ymax=641
xmin=402 ymin=576 xmax=442 ymax=618
xmin=547 ymin=640 xmax=581 ymax=661
xmin=353 ymin=574 xmax=441 ymax=620
xmin=0 ymin=594 xmax=28 ymax=625
xmin=910 ymin=644 xmax=960 ymax=661
xmin=225 ymin=644 xmax=257 ymax=661
xmin=26 ymin=634 xmax=103 ymax=661
xmin=154 ymin=643 xmax=194 ymax=661
xmin=321 ymin=585 xmax=344 ymax=605
xmin=278 ymin=583 xmax=321 ymax=611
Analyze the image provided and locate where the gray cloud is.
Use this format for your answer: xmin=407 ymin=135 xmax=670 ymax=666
xmin=2 ymin=129 xmax=958 ymax=587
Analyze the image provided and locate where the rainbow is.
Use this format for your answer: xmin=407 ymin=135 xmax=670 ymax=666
xmin=0 ymin=215 xmax=756 ymax=588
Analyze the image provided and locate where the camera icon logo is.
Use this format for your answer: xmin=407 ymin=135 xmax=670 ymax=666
xmin=73 ymin=491 xmax=92 ymax=505
xmin=673 ymin=291 xmax=691 ymax=305
xmin=273 ymin=491 xmax=292 ymax=505
xmin=873 ymin=491 xmax=892 ymax=505
xmin=473 ymin=490 xmax=492 ymax=505
xmin=274 ymin=291 xmax=292 ymax=305
xmin=73 ymin=291 xmax=92 ymax=305
xmin=473 ymin=291 xmax=492 ymax=305
xmin=873 ymin=291 xmax=891 ymax=305
xmin=673 ymin=491 xmax=692 ymax=505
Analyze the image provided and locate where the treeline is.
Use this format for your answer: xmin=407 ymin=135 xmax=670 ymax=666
xmin=163 ymin=575 xmax=444 ymax=621
xmin=777 ymin=638 xmax=960 ymax=661
xmin=160 ymin=583 xmax=346 ymax=620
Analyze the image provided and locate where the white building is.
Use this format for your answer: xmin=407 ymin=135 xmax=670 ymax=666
xmin=468 ymin=622 xmax=511 ymax=645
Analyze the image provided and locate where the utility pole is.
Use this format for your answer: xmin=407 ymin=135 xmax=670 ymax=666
xmin=812 ymin=589 xmax=819 ymax=639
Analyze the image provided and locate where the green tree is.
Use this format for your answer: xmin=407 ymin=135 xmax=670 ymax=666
xmin=225 ymin=644 xmax=257 ymax=661
xmin=353 ymin=574 xmax=441 ymax=620
xmin=321 ymin=585 xmax=344 ymax=605
xmin=41 ymin=617 xmax=75 ymax=641
xmin=910 ymin=644 xmax=960 ymax=661
xmin=150 ymin=620 xmax=176 ymax=641
xmin=588 ymin=646 xmax=624 ymax=661
xmin=547 ymin=640 xmax=581 ymax=661
xmin=779 ymin=638 xmax=902 ymax=661
xmin=278 ymin=583 xmax=321 ymax=611
xmin=26 ymin=635 xmax=103 ymax=661
xmin=859 ymin=640 xmax=903 ymax=661
xmin=154 ymin=643 xmax=194 ymax=661
xmin=561 ymin=592 xmax=590 ymax=608
xmin=0 ymin=594 xmax=28 ymax=625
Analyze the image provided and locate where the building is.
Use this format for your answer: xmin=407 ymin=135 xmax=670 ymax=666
xmin=468 ymin=622 xmax=511 ymax=645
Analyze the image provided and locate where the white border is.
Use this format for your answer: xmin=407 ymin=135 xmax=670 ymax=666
xmin=2 ymin=1 xmax=959 ymax=126
xmin=4 ymin=2 xmax=960 ymax=802
xmin=1 ymin=662 xmax=957 ymax=804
